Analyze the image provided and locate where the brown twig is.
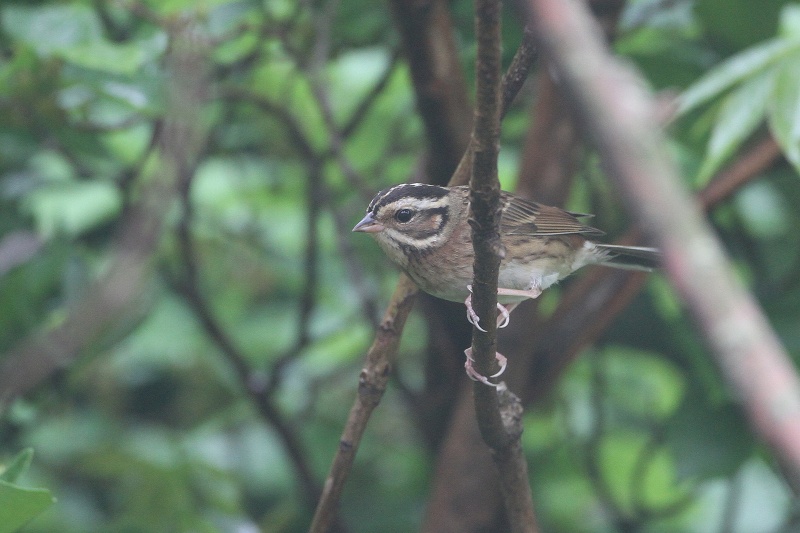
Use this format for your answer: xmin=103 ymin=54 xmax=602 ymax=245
xmin=309 ymin=274 xmax=419 ymax=533
xmin=697 ymin=134 xmax=782 ymax=210
xmin=468 ymin=0 xmax=539 ymax=531
xmin=527 ymin=0 xmax=800 ymax=492
xmin=173 ymin=175 xmax=326 ymax=518
xmin=451 ymin=26 xmax=539 ymax=187
xmin=340 ymin=49 xmax=403 ymax=140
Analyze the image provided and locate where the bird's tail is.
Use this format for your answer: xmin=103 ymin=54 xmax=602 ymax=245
xmin=595 ymin=244 xmax=661 ymax=272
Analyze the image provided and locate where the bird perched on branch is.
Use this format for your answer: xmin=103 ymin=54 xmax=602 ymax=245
xmin=353 ymin=183 xmax=659 ymax=386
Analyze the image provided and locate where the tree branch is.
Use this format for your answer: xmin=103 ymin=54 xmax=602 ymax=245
xmin=309 ymin=274 xmax=419 ymax=533
xmin=527 ymin=0 xmax=800 ymax=491
xmin=451 ymin=26 xmax=538 ymax=187
xmin=468 ymin=1 xmax=538 ymax=531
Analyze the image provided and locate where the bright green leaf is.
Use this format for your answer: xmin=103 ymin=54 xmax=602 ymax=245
xmin=1 ymin=4 xmax=102 ymax=56
xmin=23 ymin=181 xmax=123 ymax=239
xmin=768 ymin=58 xmax=800 ymax=172
xmin=730 ymin=459 xmax=792 ymax=531
xmin=696 ymin=71 xmax=774 ymax=184
xmin=677 ymin=37 xmax=800 ymax=116
xmin=735 ymin=181 xmax=791 ymax=237
xmin=0 ymin=449 xmax=34 ymax=484
xmin=778 ymin=4 xmax=800 ymax=38
xmin=0 ymin=481 xmax=55 ymax=533
xmin=60 ymin=33 xmax=167 ymax=75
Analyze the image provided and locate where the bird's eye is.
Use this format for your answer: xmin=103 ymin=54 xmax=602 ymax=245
xmin=395 ymin=208 xmax=414 ymax=223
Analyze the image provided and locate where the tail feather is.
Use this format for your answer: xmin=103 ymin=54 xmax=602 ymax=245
xmin=595 ymin=244 xmax=661 ymax=272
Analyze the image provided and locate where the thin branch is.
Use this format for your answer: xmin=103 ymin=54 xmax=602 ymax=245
xmin=451 ymin=26 xmax=539 ymax=187
xmin=468 ymin=0 xmax=539 ymax=531
xmin=501 ymin=26 xmax=538 ymax=118
xmin=339 ymin=49 xmax=402 ymax=140
xmin=173 ymin=179 xmax=325 ymax=518
xmin=697 ymin=134 xmax=782 ymax=210
xmin=219 ymin=86 xmax=318 ymax=161
xmin=309 ymin=274 xmax=419 ymax=533
xmin=527 ymin=0 xmax=800 ymax=492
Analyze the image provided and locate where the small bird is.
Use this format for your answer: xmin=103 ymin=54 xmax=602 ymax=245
xmin=353 ymin=183 xmax=659 ymax=385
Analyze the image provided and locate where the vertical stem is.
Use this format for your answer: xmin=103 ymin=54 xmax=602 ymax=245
xmin=469 ymin=0 xmax=539 ymax=531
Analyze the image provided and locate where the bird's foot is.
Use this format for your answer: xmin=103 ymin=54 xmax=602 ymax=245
xmin=465 ymin=285 xmax=540 ymax=331
xmin=465 ymin=285 xmax=515 ymax=332
xmin=464 ymin=347 xmax=507 ymax=387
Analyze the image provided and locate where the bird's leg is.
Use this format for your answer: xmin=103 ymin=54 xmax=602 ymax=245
xmin=464 ymin=285 xmax=540 ymax=331
xmin=464 ymin=347 xmax=507 ymax=388
xmin=462 ymin=285 xmax=541 ymax=385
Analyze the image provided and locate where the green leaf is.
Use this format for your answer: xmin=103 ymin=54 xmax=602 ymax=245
xmin=23 ymin=181 xmax=123 ymax=239
xmin=768 ymin=58 xmax=800 ymax=173
xmin=694 ymin=0 xmax=784 ymax=50
xmin=1 ymin=4 xmax=102 ymax=56
xmin=602 ymin=346 xmax=686 ymax=419
xmin=696 ymin=71 xmax=774 ymax=185
xmin=59 ymin=33 xmax=167 ymax=75
xmin=677 ymin=37 xmax=800 ymax=116
xmin=667 ymin=398 xmax=755 ymax=481
xmin=778 ymin=4 xmax=800 ymax=38
xmin=0 ymin=449 xmax=33 ymax=484
xmin=0 ymin=481 xmax=55 ymax=533
xmin=735 ymin=181 xmax=791 ymax=237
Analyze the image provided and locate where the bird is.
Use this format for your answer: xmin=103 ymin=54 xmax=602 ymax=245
xmin=353 ymin=183 xmax=660 ymax=386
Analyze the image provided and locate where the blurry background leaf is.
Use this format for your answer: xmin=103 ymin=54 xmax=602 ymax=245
xmin=768 ymin=57 xmax=800 ymax=172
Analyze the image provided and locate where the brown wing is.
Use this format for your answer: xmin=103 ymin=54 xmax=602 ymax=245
xmin=500 ymin=192 xmax=605 ymax=238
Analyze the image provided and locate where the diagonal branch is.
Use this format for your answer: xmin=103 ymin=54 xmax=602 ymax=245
xmin=309 ymin=274 xmax=418 ymax=533
xmin=527 ymin=0 xmax=800 ymax=491
xmin=525 ymin=132 xmax=783 ymax=405
xmin=451 ymin=26 xmax=538 ymax=187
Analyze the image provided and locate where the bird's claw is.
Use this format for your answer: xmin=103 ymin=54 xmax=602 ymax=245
xmin=465 ymin=285 xmax=512 ymax=332
xmin=464 ymin=347 xmax=507 ymax=387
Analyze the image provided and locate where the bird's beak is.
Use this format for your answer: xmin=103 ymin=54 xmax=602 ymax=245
xmin=352 ymin=212 xmax=384 ymax=233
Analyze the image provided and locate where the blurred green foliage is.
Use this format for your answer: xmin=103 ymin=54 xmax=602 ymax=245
xmin=0 ymin=0 xmax=799 ymax=532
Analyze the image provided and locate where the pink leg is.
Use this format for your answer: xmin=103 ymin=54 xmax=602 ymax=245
xmin=462 ymin=285 xmax=541 ymax=385
xmin=464 ymin=347 xmax=507 ymax=387
xmin=464 ymin=285 xmax=540 ymax=331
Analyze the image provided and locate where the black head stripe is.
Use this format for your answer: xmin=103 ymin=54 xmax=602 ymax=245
xmin=406 ymin=207 xmax=449 ymax=241
xmin=368 ymin=183 xmax=449 ymax=214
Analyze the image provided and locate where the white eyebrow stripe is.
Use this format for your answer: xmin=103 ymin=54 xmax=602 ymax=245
xmin=385 ymin=196 xmax=449 ymax=211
